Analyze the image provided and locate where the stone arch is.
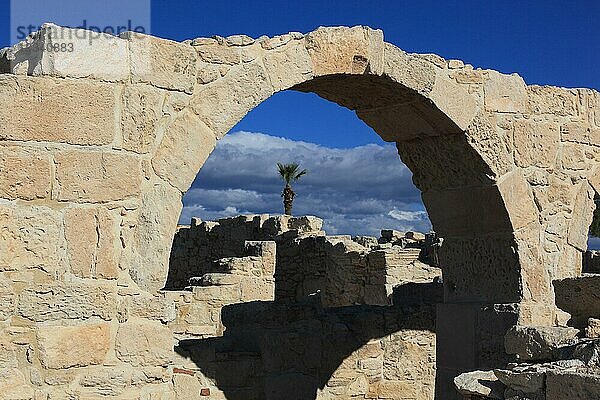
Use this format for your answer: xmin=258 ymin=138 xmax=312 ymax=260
xmin=150 ymin=26 xmax=546 ymax=309
xmin=142 ymin=26 xmax=554 ymax=394
xmin=2 ymin=23 xmax=599 ymax=400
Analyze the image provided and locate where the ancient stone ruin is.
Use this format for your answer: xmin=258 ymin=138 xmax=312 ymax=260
xmin=1 ymin=23 xmax=600 ymax=399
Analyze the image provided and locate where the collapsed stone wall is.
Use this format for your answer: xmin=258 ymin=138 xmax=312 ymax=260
xmin=164 ymin=214 xmax=440 ymax=399
xmin=175 ymin=301 xmax=437 ymax=400
xmin=168 ymin=214 xmax=441 ymax=307
xmin=166 ymin=214 xmax=323 ymax=289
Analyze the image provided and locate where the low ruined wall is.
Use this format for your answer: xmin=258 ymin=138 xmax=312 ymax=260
xmin=161 ymin=217 xmax=440 ymax=399
xmin=176 ymin=301 xmax=437 ymax=400
xmin=166 ymin=215 xmax=323 ymax=289
xmin=168 ymin=215 xmax=440 ymax=308
xmin=275 ymin=233 xmax=441 ymax=307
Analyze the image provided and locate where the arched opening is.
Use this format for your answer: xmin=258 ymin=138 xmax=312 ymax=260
xmin=165 ymin=89 xmax=440 ymax=399
xmin=133 ymin=26 xmax=552 ymax=399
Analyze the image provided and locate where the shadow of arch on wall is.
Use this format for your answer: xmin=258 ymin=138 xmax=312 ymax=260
xmin=141 ymin=26 xmax=555 ymax=399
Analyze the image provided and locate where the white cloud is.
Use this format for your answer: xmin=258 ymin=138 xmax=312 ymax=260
xmin=181 ymin=131 xmax=431 ymax=237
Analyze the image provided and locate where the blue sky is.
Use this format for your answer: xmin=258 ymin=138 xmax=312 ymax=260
xmin=2 ymin=1 xmax=600 ymax=237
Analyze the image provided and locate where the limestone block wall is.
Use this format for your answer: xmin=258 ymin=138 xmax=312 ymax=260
xmin=161 ymin=220 xmax=439 ymax=400
xmin=166 ymin=214 xmax=322 ymax=289
xmin=2 ymin=22 xmax=600 ymax=398
xmin=175 ymin=300 xmax=436 ymax=400
xmin=275 ymin=233 xmax=440 ymax=307
xmin=168 ymin=214 xmax=440 ymax=308
xmin=168 ymin=240 xmax=276 ymax=339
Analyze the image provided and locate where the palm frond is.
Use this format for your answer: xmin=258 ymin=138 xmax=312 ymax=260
xmin=277 ymin=162 xmax=307 ymax=184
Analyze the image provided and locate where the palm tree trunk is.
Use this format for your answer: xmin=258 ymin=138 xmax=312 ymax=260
xmin=282 ymin=185 xmax=295 ymax=215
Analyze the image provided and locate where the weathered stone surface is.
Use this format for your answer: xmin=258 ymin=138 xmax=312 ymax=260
xmin=191 ymin=61 xmax=274 ymax=137
xmin=37 ymin=323 xmax=110 ymax=369
xmin=124 ymin=32 xmax=197 ymax=93
xmin=453 ymin=370 xmax=504 ymax=399
xmin=0 ymin=145 xmax=51 ymax=200
xmin=5 ymin=24 xmax=129 ymax=81
xmin=122 ymin=292 xmax=176 ymax=323
xmin=567 ymin=181 xmax=595 ymax=252
xmin=429 ymin=71 xmax=477 ymax=130
xmin=484 ymin=71 xmax=528 ymax=113
xmin=115 ymin=319 xmax=173 ymax=366
xmin=528 ymin=85 xmax=578 ymax=116
xmin=0 ymin=75 xmax=117 ymax=145
xmin=0 ymin=204 xmax=65 ymax=272
xmin=0 ymin=275 xmax=15 ymax=320
xmin=263 ymin=40 xmax=313 ymax=91
xmin=546 ymin=369 xmax=600 ymax=399
xmin=497 ymin=169 xmax=539 ymax=231
xmin=466 ymin=112 xmax=513 ymax=177
xmin=173 ymin=373 xmax=203 ymax=400
xmin=65 ymin=207 xmax=120 ymax=279
xmin=505 ymin=325 xmax=579 ymax=361
xmin=304 ymin=26 xmax=384 ymax=76
xmin=384 ymin=44 xmax=437 ymax=95
xmin=55 ymin=150 xmax=142 ymax=202
xmin=121 ymin=84 xmax=165 ymax=153
xmin=495 ymin=366 xmax=545 ymax=394
xmin=555 ymin=275 xmax=600 ymax=329
xmin=18 ymin=281 xmax=117 ymax=321
xmin=513 ymin=120 xmax=560 ymax=168
xmin=124 ymin=179 xmax=182 ymax=292
xmin=586 ymin=318 xmax=600 ymax=339
xmin=152 ymin=110 xmax=217 ymax=192
xmin=79 ymin=367 xmax=129 ymax=396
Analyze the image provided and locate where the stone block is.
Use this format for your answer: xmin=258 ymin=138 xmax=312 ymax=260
xmin=430 ymin=71 xmax=477 ymax=130
xmin=494 ymin=365 xmax=545 ymax=394
xmin=0 ymin=276 xmax=15 ymax=320
xmin=115 ymin=319 xmax=173 ymax=366
xmin=17 ymin=281 xmax=117 ymax=321
xmin=504 ymin=325 xmax=579 ymax=361
xmin=263 ymin=39 xmax=313 ymax=91
xmin=0 ymin=204 xmax=65 ymax=273
xmin=125 ymin=293 xmax=176 ymax=323
xmin=195 ymin=42 xmax=241 ymax=64
xmin=122 ymin=179 xmax=182 ymax=292
xmin=124 ymin=32 xmax=197 ymax=93
xmin=37 ymin=323 xmax=110 ymax=369
xmin=152 ymin=110 xmax=217 ymax=192
xmin=384 ymin=44 xmax=437 ymax=95
xmin=5 ymin=24 xmax=129 ymax=81
xmin=55 ymin=150 xmax=142 ymax=202
xmin=65 ymin=207 xmax=120 ymax=279
xmin=121 ymin=84 xmax=165 ymax=153
xmin=497 ymin=169 xmax=539 ymax=231
xmin=546 ymin=369 xmax=600 ymax=399
xmin=513 ymin=119 xmax=560 ymax=168
xmin=0 ymin=145 xmax=51 ymax=201
xmin=304 ymin=26 xmax=384 ymax=76
xmin=555 ymin=275 xmax=600 ymax=329
xmin=586 ymin=318 xmax=600 ymax=339
xmin=484 ymin=71 xmax=528 ymax=113
xmin=191 ymin=61 xmax=274 ymax=137
xmin=0 ymin=75 xmax=118 ymax=145
xmin=173 ymin=373 xmax=202 ymax=400
xmin=453 ymin=370 xmax=504 ymax=399
xmin=527 ymin=85 xmax=579 ymax=117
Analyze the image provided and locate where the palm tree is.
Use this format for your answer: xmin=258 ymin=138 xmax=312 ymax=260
xmin=277 ymin=162 xmax=307 ymax=215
